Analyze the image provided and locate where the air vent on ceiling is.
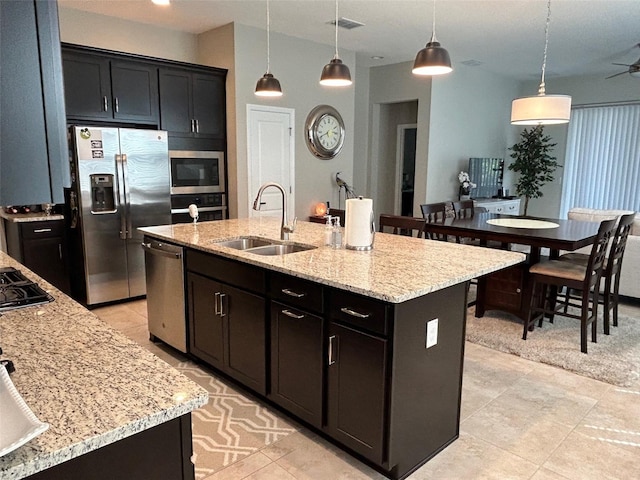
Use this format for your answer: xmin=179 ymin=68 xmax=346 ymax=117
xmin=461 ymin=60 xmax=484 ymax=67
xmin=329 ymin=17 xmax=365 ymax=30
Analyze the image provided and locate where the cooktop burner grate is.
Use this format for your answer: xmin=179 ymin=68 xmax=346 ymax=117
xmin=0 ymin=267 xmax=54 ymax=312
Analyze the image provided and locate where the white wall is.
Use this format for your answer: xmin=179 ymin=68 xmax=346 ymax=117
xmin=519 ymin=74 xmax=640 ymax=218
xmin=58 ymin=8 xmax=198 ymax=63
xmin=228 ymin=24 xmax=356 ymax=220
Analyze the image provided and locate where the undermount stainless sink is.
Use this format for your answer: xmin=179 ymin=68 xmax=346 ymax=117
xmin=213 ymin=237 xmax=272 ymax=250
xmin=245 ymin=243 xmax=316 ymax=256
xmin=213 ymin=237 xmax=316 ymax=256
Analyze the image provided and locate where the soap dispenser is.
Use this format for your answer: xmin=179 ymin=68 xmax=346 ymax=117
xmin=324 ymin=215 xmax=333 ymax=246
xmin=332 ymin=217 xmax=343 ymax=249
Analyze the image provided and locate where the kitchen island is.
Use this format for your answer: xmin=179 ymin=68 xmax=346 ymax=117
xmin=140 ymin=218 xmax=525 ymax=479
xmin=0 ymin=252 xmax=208 ymax=480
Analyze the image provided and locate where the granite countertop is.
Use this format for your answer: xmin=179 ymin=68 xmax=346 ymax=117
xmin=0 ymin=252 xmax=208 ymax=479
xmin=140 ymin=218 xmax=526 ymax=303
xmin=0 ymin=211 xmax=64 ymax=223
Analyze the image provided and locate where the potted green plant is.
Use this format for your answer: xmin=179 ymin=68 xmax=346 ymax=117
xmin=508 ymin=125 xmax=560 ymax=215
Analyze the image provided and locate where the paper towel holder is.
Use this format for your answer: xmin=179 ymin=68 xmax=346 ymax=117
xmin=345 ymin=210 xmax=375 ymax=251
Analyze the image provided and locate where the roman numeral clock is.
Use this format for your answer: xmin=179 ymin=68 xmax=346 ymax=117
xmin=305 ymin=105 xmax=345 ymax=160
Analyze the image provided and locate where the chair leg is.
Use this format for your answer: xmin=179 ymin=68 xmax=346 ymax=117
xmin=524 ymin=280 xmax=540 ymax=340
xmin=580 ymin=289 xmax=591 ymax=354
xmin=538 ymin=284 xmax=548 ymax=328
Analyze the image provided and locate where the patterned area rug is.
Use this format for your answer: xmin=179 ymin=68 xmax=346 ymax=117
xmin=466 ymin=307 xmax=640 ymax=387
xmin=173 ymin=361 xmax=297 ymax=479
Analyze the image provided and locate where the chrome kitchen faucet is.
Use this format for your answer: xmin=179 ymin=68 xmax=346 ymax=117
xmin=252 ymin=182 xmax=296 ymax=241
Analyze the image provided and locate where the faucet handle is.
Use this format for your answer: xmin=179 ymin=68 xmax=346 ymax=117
xmin=284 ymin=217 xmax=297 ymax=233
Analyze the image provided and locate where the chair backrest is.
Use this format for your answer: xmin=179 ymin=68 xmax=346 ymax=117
xmin=606 ymin=212 xmax=636 ymax=278
xmin=420 ymin=203 xmax=447 ymax=223
xmin=378 ymin=214 xmax=426 ymax=238
xmin=452 ymin=200 xmax=475 ymax=219
xmin=585 ymin=218 xmax=618 ymax=291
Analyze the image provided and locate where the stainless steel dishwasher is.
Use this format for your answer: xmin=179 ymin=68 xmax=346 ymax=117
xmin=142 ymin=236 xmax=187 ymax=353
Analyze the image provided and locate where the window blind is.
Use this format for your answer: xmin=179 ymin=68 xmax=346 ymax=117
xmin=560 ymin=104 xmax=640 ymax=218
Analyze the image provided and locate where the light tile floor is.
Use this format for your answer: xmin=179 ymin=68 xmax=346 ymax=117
xmin=94 ymin=300 xmax=640 ymax=480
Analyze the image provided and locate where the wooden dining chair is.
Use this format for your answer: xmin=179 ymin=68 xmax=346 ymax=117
xmin=420 ymin=203 xmax=448 ymax=241
xmin=452 ymin=200 xmax=475 ymax=219
xmin=378 ymin=214 xmax=426 ymax=238
xmin=524 ymin=218 xmax=617 ymax=353
xmin=559 ymin=212 xmax=635 ymax=334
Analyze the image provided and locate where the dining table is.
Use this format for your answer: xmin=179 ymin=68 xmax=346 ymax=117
xmin=422 ymin=212 xmax=602 ymax=322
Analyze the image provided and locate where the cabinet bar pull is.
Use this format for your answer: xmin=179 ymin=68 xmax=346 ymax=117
xmin=282 ymin=288 xmax=306 ymax=298
xmin=219 ymin=293 xmax=226 ymax=317
xmin=114 ymin=97 xmax=119 ymax=113
xmin=214 ymin=292 xmax=221 ymax=316
xmin=58 ymin=243 xmax=62 ymax=260
xmin=340 ymin=307 xmax=370 ymax=319
xmin=103 ymin=96 xmax=108 ymax=112
xmin=328 ymin=335 xmax=337 ymax=365
xmin=191 ymin=119 xmax=195 ymax=133
xmin=282 ymin=309 xmax=304 ymax=319
xmin=33 ymin=228 xmax=52 ymax=233
xmin=195 ymin=119 xmax=199 ymax=133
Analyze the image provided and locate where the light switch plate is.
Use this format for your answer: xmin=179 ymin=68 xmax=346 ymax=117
xmin=426 ymin=318 xmax=438 ymax=349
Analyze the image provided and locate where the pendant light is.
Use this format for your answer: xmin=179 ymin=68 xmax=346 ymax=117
xmin=412 ymin=0 xmax=452 ymax=75
xmin=511 ymin=0 xmax=571 ymax=125
xmin=255 ymin=0 xmax=282 ymax=97
xmin=320 ymin=0 xmax=352 ymax=86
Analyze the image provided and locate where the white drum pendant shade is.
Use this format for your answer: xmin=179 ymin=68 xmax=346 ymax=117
xmin=511 ymin=94 xmax=572 ymax=125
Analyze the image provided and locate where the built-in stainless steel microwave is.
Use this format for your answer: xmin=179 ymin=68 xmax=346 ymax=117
xmin=169 ymin=150 xmax=225 ymax=194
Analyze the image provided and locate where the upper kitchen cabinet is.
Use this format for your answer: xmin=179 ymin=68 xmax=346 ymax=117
xmin=159 ymin=68 xmax=226 ymax=142
xmin=0 ymin=0 xmax=70 ymax=205
xmin=62 ymin=46 xmax=160 ymax=125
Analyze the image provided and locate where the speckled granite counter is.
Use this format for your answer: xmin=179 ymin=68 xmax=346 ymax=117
xmin=0 ymin=212 xmax=64 ymax=223
xmin=0 ymin=252 xmax=208 ymax=479
xmin=140 ymin=218 xmax=526 ymax=303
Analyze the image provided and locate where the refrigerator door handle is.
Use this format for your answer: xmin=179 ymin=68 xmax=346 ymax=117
xmin=121 ymin=154 xmax=133 ymax=239
xmin=115 ymin=154 xmax=127 ymax=240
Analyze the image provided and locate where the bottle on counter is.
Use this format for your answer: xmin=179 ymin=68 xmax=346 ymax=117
xmin=331 ymin=217 xmax=343 ymax=249
xmin=324 ymin=215 xmax=333 ymax=246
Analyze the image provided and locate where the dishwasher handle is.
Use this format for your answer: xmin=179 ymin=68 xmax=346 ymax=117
xmin=141 ymin=242 xmax=183 ymax=259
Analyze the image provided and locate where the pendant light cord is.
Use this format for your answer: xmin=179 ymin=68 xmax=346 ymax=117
xmin=266 ymin=0 xmax=271 ymax=73
xmin=334 ymin=0 xmax=339 ymax=58
xmin=538 ymin=0 xmax=552 ymax=95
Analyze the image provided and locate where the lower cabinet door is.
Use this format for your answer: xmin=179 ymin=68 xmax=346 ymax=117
xmin=224 ymin=284 xmax=266 ymax=395
xmin=188 ymin=272 xmax=225 ymax=370
xmin=269 ymin=302 xmax=323 ymax=428
xmin=326 ymin=322 xmax=387 ymax=464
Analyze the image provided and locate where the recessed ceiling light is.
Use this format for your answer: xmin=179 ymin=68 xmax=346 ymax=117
xmin=328 ymin=17 xmax=365 ymax=30
xmin=151 ymin=0 xmax=170 ymax=6
xmin=461 ymin=59 xmax=483 ymax=67
xmin=371 ymin=56 xmax=384 ymax=60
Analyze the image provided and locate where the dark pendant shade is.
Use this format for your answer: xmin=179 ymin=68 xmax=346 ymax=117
xmin=255 ymin=73 xmax=283 ymax=97
xmin=412 ymin=41 xmax=453 ymax=75
xmin=320 ymin=58 xmax=352 ymax=86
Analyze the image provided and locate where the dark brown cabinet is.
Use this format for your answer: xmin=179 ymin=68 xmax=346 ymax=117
xmin=159 ymin=68 xmax=225 ymax=139
xmin=4 ymin=219 xmax=69 ymax=294
xmin=62 ymin=48 xmax=159 ymax=124
xmin=187 ymin=252 xmax=266 ymax=395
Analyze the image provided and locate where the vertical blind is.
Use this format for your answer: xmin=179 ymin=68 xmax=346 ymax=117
xmin=560 ymin=103 xmax=640 ymax=218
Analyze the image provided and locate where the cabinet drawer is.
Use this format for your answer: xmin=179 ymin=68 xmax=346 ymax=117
xmin=186 ymin=249 xmax=266 ymax=294
xmin=270 ymin=272 xmax=324 ymax=314
xmin=329 ymin=289 xmax=389 ymax=336
xmin=20 ymin=220 xmax=64 ymax=239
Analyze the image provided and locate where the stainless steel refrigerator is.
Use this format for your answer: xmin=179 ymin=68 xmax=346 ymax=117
xmin=68 ymin=126 xmax=171 ymax=305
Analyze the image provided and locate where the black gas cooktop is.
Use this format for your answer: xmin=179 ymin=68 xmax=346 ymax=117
xmin=0 ymin=267 xmax=54 ymax=312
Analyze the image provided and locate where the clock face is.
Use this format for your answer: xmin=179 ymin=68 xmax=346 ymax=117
xmin=305 ymin=105 xmax=345 ymax=159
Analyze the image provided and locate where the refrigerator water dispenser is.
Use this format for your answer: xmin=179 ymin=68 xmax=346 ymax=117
xmin=90 ymin=174 xmax=116 ymax=213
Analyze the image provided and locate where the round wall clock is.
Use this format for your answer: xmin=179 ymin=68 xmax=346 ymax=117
xmin=305 ymin=105 xmax=345 ymax=160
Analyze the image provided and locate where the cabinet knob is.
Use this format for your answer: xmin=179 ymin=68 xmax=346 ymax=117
xmin=516 ymin=288 xmax=521 ymax=293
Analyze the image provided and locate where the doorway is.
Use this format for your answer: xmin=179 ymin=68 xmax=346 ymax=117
xmin=395 ymin=124 xmax=417 ymax=216
xmin=246 ymin=105 xmax=295 ymax=219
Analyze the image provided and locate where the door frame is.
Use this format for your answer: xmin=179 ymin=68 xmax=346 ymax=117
xmin=246 ymin=104 xmax=295 ymax=218
xmin=394 ymin=124 xmax=417 ymax=215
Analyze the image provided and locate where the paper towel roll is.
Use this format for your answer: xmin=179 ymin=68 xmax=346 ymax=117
xmin=345 ymin=197 xmax=374 ymax=250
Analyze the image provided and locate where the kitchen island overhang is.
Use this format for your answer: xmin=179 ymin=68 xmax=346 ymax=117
xmin=140 ymin=218 xmax=525 ymax=479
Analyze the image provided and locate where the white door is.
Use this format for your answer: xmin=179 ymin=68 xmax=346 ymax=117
xmin=247 ymin=105 xmax=295 ymax=219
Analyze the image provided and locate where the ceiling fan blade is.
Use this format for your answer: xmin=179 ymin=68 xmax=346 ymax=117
xmin=611 ymin=63 xmax=632 ymax=67
xmin=606 ymin=71 xmax=628 ymax=79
